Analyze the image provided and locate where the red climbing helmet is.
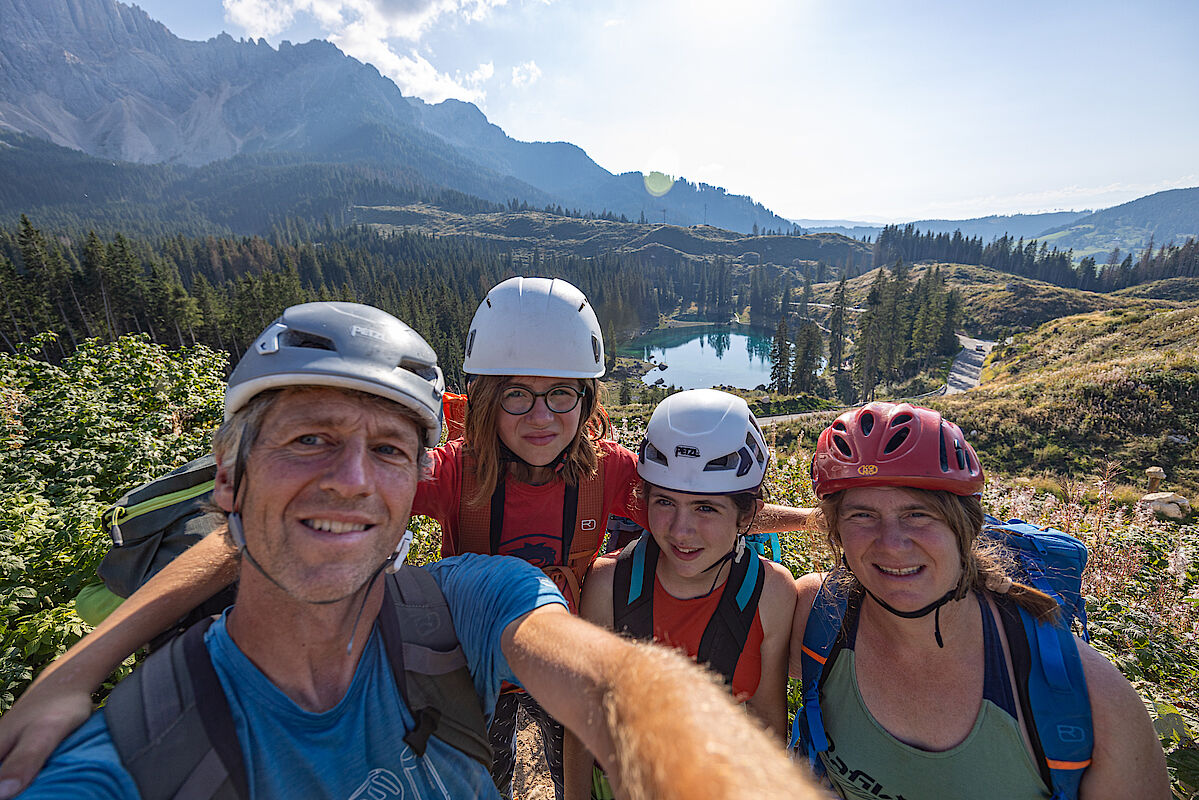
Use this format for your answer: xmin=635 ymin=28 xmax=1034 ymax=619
xmin=812 ymin=402 xmax=984 ymax=498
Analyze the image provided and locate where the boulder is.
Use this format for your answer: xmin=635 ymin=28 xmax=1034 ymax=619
xmin=1141 ymin=492 xmax=1191 ymax=519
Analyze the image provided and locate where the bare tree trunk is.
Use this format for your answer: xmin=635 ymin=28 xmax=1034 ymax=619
xmin=66 ymin=279 xmax=95 ymax=339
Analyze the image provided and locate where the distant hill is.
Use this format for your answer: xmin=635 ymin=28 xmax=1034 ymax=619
xmin=0 ymin=0 xmax=792 ymax=233
xmin=796 ymin=211 xmax=1089 ymax=242
xmin=0 ymin=131 xmax=507 ymax=235
xmin=1035 ymin=187 xmax=1199 ymax=260
xmin=805 ymin=262 xmax=1179 ymax=336
xmin=353 ymin=203 xmax=871 ymax=271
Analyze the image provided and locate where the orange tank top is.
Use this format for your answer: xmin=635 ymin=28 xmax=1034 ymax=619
xmin=651 ymin=574 xmax=764 ymax=702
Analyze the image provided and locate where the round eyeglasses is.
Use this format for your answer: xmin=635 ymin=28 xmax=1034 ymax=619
xmin=500 ymin=384 xmax=585 ymax=415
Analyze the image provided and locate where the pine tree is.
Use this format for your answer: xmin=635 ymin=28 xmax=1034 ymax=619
xmin=791 ymin=320 xmax=823 ymax=394
xmin=828 ymin=277 xmax=848 ymax=374
xmin=769 ymin=318 xmax=791 ymax=393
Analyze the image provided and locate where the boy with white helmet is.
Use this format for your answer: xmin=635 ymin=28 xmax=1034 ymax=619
xmin=565 ymin=389 xmax=799 ymax=800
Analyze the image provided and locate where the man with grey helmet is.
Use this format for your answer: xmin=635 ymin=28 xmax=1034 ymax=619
xmin=0 ymin=302 xmax=821 ymax=800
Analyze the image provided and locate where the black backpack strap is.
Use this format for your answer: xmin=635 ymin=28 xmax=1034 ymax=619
xmin=611 ymin=533 xmax=657 ymax=639
xmin=696 ymin=549 xmax=766 ymax=685
xmin=104 ymin=618 xmax=247 ymax=800
xmin=378 ymin=567 xmax=492 ymax=770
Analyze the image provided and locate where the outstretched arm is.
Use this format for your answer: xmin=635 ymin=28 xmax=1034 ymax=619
xmin=753 ymin=503 xmax=816 ymax=534
xmin=0 ymin=530 xmax=239 ymax=799
xmin=504 ymin=606 xmax=821 ymax=800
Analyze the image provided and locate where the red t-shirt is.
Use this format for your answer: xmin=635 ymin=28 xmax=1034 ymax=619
xmin=652 ymin=574 xmax=765 ymax=702
xmin=412 ymin=439 xmax=647 ymax=568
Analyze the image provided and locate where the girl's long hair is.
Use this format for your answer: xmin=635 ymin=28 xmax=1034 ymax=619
xmin=463 ymin=375 xmax=612 ymax=504
xmin=818 ymin=488 xmax=1061 ymax=621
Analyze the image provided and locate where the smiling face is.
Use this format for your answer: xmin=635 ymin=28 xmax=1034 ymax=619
xmin=494 ymin=376 xmax=584 ymax=468
xmin=834 ymin=486 xmax=965 ymax=612
xmin=213 ymin=387 xmax=422 ymax=604
xmin=645 ymin=485 xmax=750 ymax=587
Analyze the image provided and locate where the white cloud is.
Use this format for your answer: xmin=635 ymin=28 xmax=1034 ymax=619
xmin=603 ymin=18 xmax=623 ymax=27
xmin=511 ymin=60 xmax=541 ymax=88
xmin=222 ymin=0 xmax=511 ymax=102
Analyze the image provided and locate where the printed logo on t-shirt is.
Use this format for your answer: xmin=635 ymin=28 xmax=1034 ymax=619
xmin=349 ymin=768 xmax=402 ymax=799
xmin=504 ymin=537 xmax=560 ymax=567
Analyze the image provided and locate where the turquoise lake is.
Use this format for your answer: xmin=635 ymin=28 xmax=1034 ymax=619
xmin=619 ymin=325 xmax=775 ymax=390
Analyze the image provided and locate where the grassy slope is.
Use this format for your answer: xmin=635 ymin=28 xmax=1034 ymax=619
xmin=932 ymin=306 xmax=1199 ymax=496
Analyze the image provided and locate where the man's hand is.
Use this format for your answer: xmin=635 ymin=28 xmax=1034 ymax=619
xmin=0 ymin=684 xmax=93 ymax=798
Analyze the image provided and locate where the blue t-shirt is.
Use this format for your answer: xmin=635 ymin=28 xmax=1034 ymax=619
xmin=17 ymin=554 xmax=566 ymax=799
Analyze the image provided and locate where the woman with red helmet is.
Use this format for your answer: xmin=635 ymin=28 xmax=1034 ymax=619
xmin=789 ymin=402 xmax=1167 ymax=800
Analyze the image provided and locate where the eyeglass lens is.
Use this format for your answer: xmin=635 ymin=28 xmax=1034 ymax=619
xmin=500 ymin=385 xmax=583 ymax=415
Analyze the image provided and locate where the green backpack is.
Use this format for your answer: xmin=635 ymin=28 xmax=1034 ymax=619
xmin=79 ymin=456 xmax=234 ymax=643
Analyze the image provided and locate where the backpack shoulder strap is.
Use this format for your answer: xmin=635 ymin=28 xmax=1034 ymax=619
xmin=996 ymin=597 xmax=1093 ymax=800
xmin=456 ymin=450 xmax=496 ymax=557
xmin=611 ymin=533 xmax=657 ymax=639
xmin=378 ymin=567 xmax=492 ymax=770
xmin=563 ymin=468 xmax=605 ymax=585
xmin=104 ymin=618 xmax=248 ymax=800
xmin=789 ymin=572 xmax=854 ymax=777
xmin=458 ymin=450 xmax=605 ymax=584
xmin=695 ymin=548 xmax=766 ymax=685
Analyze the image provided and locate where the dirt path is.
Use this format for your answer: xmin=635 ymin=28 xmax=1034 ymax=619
xmin=946 ymin=334 xmax=995 ymax=394
xmin=514 ymin=708 xmax=555 ymax=799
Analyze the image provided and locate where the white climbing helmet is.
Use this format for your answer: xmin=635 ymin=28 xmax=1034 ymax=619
xmin=638 ymin=389 xmax=769 ymax=494
xmin=462 ymin=276 xmax=605 ymax=378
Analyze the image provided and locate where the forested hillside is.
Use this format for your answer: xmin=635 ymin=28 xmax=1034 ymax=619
xmin=873 ymin=222 xmax=1199 ymax=291
xmin=1036 ymin=187 xmax=1199 ymax=259
xmin=0 ymin=217 xmax=750 ymax=387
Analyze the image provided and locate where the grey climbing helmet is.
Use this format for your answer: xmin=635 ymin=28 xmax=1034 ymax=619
xmin=225 ymin=302 xmax=445 ymax=446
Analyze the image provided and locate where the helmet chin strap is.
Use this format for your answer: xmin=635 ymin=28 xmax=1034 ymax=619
xmin=846 ymin=556 xmax=964 ymax=648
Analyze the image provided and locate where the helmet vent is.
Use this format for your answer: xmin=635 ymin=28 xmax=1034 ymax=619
xmin=891 ymin=413 xmax=913 ymax=426
xmin=640 ymin=440 xmax=669 ymax=467
xmin=399 ymin=360 xmax=439 ymax=383
xmin=954 ymin=439 xmax=967 ymax=469
xmin=282 ymin=331 xmax=334 ymax=351
xmin=860 ymin=412 xmax=875 ymax=436
xmin=833 ymin=420 xmax=849 ymax=434
xmin=703 ymin=452 xmax=737 ymax=472
xmin=591 ymin=335 xmax=601 ymax=364
xmin=939 ymin=429 xmax=949 ymax=471
xmin=465 ymin=330 xmax=476 ymax=358
xmin=882 ymin=428 xmax=909 ymax=454
xmin=746 ymin=432 xmax=766 ymax=465
xmin=832 ymin=434 xmax=853 ymax=458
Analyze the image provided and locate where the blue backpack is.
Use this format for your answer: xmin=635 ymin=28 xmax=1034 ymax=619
xmin=790 ymin=516 xmax=1093 ymax=800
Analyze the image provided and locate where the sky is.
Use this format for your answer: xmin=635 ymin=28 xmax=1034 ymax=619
xmin=130 ymin=0 xmax=1199 ymax=222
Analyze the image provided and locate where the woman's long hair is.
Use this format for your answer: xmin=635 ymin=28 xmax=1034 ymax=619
xmin=818 ymin=488 xmax=1061 ymax=621
xmin=463 ymin=375 xmax=612 ymax=504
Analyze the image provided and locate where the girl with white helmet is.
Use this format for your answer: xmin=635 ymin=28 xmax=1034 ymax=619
xmin=564 ymin=389 xmax=799 ymax=800
xmin=411 ymin=278 xmax=810 ymax=800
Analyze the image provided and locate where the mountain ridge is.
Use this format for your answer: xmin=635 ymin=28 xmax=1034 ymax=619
xmin=0 ymin=0 xmax=793 ymax=232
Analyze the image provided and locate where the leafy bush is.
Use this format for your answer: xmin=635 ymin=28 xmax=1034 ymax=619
xmin=0 ymin=335 xmax=225 ymax=708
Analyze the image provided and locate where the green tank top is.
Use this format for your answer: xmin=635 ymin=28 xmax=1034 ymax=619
xmin=819 ymin=648 xmax=1050 ymax=799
